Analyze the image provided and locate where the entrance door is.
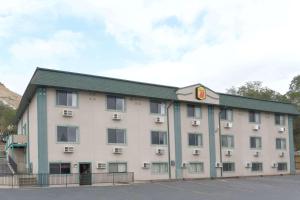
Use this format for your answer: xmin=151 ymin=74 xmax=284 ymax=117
xmin=79 ymin=163 xmax=91 ymax=185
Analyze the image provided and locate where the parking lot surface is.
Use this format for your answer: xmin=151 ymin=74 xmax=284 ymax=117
xmin=1 ymin=175 xmax=300 ymax=200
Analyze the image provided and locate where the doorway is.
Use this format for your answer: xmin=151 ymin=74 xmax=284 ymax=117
xmin=79 ymin=163 xmax=91 ymax=185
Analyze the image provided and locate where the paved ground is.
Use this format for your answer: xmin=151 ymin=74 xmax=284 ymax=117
xmin=1 ymin=175 xmax=300 ymax=200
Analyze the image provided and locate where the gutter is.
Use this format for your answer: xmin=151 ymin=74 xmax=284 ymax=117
xmin=166 ymin=101 xmax=174 ymax=180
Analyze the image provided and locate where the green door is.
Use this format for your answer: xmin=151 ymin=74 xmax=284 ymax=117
xmin=79 ymin=163 xmax=91 ymax=185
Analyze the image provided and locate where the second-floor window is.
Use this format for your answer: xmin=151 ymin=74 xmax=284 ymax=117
xmin=276 ymin=138 xmax=286 ymax=150
xmin=151 ymin=131 xmax=167 ymax=145
xmin=107 ymin=95 xmax=125 ymax=111
xmin=220 ymin=108 xmax=233 ymax=121
xmin=250 ymin=136 xmax=262 ymax=149
xmin=56 ymin=91 xmax=78 ymax=107
xmin=221 ymin=135 xmax=234 ymax=148
xmin=57 ymin=126 xmax=79 ymax=143
xmin=275 ymin=114 xmax=285 ymax=125
xmin=187 ymin=104 xmax=201 ymax=118
xmin=150 ymin=100 xmax=166 ymax=115
xmin=249 ymin=111 xmax=260 ymax=123
xmin=188 ymin=133 xmax=203 ymax=147
xmin=107 ymin=128 xmax=126 ymax=144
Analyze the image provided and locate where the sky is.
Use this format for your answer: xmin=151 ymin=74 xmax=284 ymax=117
xmin=0 ymin=0 xmax=299 ymax=95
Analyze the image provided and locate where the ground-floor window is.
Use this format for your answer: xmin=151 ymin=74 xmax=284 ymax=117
xmin=151 ymin=162 xmax=168 ymax=174
xmin=49 ymin=163 xmax=71 ymax=174
xmin=251 ymin=162 xmax=263 ymax=172
xmin=189 ymin=162 xmax=204 ymax=174
xmin=108 ymin=163 xmax=127 ymax=173
xmin=223 ymin=162 xmax=235 ymax=172
xmin=277 ymin=162 xmax=288 ymax=171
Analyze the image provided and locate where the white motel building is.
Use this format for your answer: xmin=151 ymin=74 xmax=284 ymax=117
xmin=6 ymin=68 xmax=299 ymax=182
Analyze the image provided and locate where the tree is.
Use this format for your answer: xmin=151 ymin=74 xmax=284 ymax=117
xmin=0 ymin=103 xmax=16 ymax=137
xmin=226 ymin=81 xmax=289 ymax=102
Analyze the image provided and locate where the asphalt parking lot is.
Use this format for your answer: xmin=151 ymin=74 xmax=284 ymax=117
xmin=1 ymin=175 xmax=300 ymax=200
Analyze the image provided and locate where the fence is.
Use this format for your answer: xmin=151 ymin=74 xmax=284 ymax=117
xmin=0 ymin=172 xmax=134 ymax=188
xmin=295 ymin=155 xmax=300 ymax=170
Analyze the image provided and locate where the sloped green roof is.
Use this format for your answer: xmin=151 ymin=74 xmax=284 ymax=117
xmin=15 ymin=68 xmax=299 ymax=122
xmin=219 ymin=93 xmax=299 ymax=115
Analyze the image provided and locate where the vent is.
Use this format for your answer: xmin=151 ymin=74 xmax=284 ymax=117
xmin=193 ymin=149 xmax=200 ymax=155
xmin=96 ymin=163 xmax=106 ymax=169
xmin=64 ymin=146 xmax=74 ymax=153
xmin=225 ymin=150 xmax=233 ymax=157
xmin=253 ymin=125 xmax=260 ymax=131
xmin=113 ymin=147 xmax=123 ymax=154
xmin=192 ymin=120 xmax=200 ymax=126
xmin=155 ymin=116 xmax=165 ymax=123
xmin=62 ymin=109 xmax=73 ymax=117
xmin=142 ymin=162 xmax=150 ymax=169
xmin=224 ymin=122 xmax=233 ymax=128
xmin=112 ymin=113 xmax=121 ymax=120
xmin=155 ymin=148 xmax=165 ymax=155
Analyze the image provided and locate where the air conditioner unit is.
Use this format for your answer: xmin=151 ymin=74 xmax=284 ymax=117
xmin=62 ymin=109 xmax=73 ymax=117
xmin=271 ymin=162 xmax=278 ymax=168
xmin=215 ymin=162 xmax=222 ymax=168
xmin=113 ymin=147 xmax=123 ymax=154
xmin=253 ymin=125 xmax=260 ymax=131
xmin=96 ymin=162 xmax=106 ymax=169
xmin=224 ymin=122 xmax=233 ymax=128
xmin=64 ymin=146 xmax=74 ymax=153
xmin=155 ymin=148 xmax=165 ymax=155
xmin=253 ymin=151 xmax=260 ymax=157
xmin=155 ymin=116 xmax=165 ymax=123
xmin=225 ymin=150 xmax=233 ymax=157
xmin=181 ymin=162 xmax=187 ymax=168
xmin=193 ymin=149 xmax=200 ymax=155
xmin=278 ymin=127 xmax=285 ymax=133
xmin=142 ymin=162 xmax=150 ymax=169
xmin=279 ymin=152 xmax=285 ymax=158
xmin=245 ymin=162 xmax=252 ymax=168
xmin=192 ymin=120 xmax=200 ymax=126
xmin=112 ymin=113 xmax=121 ymax=120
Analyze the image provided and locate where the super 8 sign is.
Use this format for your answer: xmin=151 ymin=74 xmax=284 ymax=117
xmin=196 ymin=86 xmax=206 ymax=100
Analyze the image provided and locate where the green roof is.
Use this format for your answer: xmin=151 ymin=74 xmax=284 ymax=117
xmin=15 ymin=68 xmax=299 ymax=122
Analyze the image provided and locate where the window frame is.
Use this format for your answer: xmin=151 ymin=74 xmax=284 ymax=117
xmin=222 ymin=162 xmax=235 ymax=172
xmin=187 ymin=104 xmax=201 ymax=119
xmin=221 ymin=135 xmax=235 ymax=149
xmin=151 ymin=131 xmax=168 ymax=145
xmin=249 ymin=110 xmax=261 ymax=123
xmin=250 ymin=136 xmax=262 ymax=149
xmin=188 ymin=162 xmax=204 ymax=174
xmin=49 ymin=162 xmax=71 ymax=174
xmin=107 ymin=128 xmax=127 ymax=145
xmin=108 ymin=162 xmax=128 ymax=173
xmin=251 ymin=162 xmax=263 ymax=172
xmin=275 ymin=113 xmax=285 ymax=126
xmin=220 ymin=108 xmax=233 ymax=121
xmin=151 ymin=162 xmax=169 ymax=174
xmin=188 ymin=133 xmax=203 ymax=147
xmin=56 ymin=90 xmax=78 ymax=107
xmin=277 ymin=162 xmax=288 ymax=171
xmin=106 ymin=95 xmax=125 ymax=112
xmin=56 ymin=126 xmax=79 ymax=143
xmin=275 ymin=138 xmax=287 ymax=150
xmin=150 ymin=100 xmax=166 ymax=115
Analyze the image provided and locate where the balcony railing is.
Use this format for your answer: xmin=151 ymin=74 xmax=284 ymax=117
xmin=5 ymin=135 xmax=28 ymax=149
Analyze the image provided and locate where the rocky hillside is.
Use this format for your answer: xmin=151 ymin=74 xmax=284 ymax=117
xmin=0 ymin=82 xmax=21 ymax=109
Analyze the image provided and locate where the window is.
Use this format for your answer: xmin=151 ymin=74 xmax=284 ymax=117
xmin=189 ymin=162 xmax=204 ymax=173
xmin=188 ymin=133 xmax=203 ymax=146
xmin=220 ymin=108 xmax=233 ymax=121
xmin=275 ymin=114 xmax=285 ymax=125
xmin=108 ymin=163 xmax=127 ymax=173
xmin=249 ymin=111 xmax=260 ymax=123
xmin=277 ymin=162 xmax=287 ymax=171
xmin=49 ymin=163 xmax=71 ymax=174
xmin=151 ymin=163 xmax=168 ymax=174
xmin=150 ymin=100 xmax=166 ymax=115
xmin=56 ymin=91 xmax=77 ymax=107
xmin=276 ymin=138 xmax=286 ymax=150
xmin=223 ymin=162 xmax=235 ymax=172
xmin=251 ymin=162 xmax=263 ymax=172
xmin=187 ymin=104 xmax=201 ymax=118
xmin=107 ymin=95 xmax=125 ymax=111
xmin=250 ymin=137 xmax=262 ymax=149
xmin=108 ymin=129 xmax=126 ymax=144
xmin=57 ymin=126 xmax=79 ymax=143
xmin=151 ymin=131 xmax=167 ymax=145
xmin=221 ymin=135 xmax=234 ymax=148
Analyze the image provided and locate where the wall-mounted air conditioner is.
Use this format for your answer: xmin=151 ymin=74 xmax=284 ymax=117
xmin=224 ymin=122 xmax=233 ymax=128
xmin=225 ymin=150 xmax=233 ymax=157
xmin=113 ymin=147 xmax=123 ymax=154
xmin=215 ymin=162 xmax=222 ymax=168
xmin=278 ymin=127 xmax=285 ymax=133
xmin=279 ymin=152 xmax=285 ymax=158
xmin=245 ymin=162 xmax=252 ymax=168
xmin=192 ymin=120 xmax=200 ymax=126
xmin=155 ymin=148 xmax=165 ymax=155
xmin=64 ymin=146 xmax=74 ymax=153
xmin=253 ymin=125 xmax=260 ymax=131
xmin=142 ymin=162 xmax=150 ymax=169
xmin=253 ymin=151 xmax=260 ymax=157
xmin=112 ymin=113 xmax=121 ymax=120
xmin=155 ymin=116 xmax=165 ymax=123
xmin=96 ymin=162 xmax=106 ymax=169
xmin=181 ymin=162 xmax=187 ymax=168
xmin=193 ymin=149 xmax=200 ymax=155
xmin=62 ymin=109 xmax=73 ymax=117
xmin=271 ymin=162 xmax=278 ymax=168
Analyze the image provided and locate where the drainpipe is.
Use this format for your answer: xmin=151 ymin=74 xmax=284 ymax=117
xmin=218 ymin=110 xmax=223 ymax=177
xmin=166 ymin=101 xmax=174 ymax=180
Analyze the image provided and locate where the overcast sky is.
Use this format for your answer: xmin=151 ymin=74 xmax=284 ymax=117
xmin=0 ymin=0 xmax=299 ymax=95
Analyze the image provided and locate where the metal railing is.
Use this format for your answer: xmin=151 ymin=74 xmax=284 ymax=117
xmin=8 ymin=155 xmax=17 ymax=174
xmin=0 ymin=172 xmax=134 ymax=188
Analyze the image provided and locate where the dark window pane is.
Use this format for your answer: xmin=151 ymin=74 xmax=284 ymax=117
xmin=49 ymin=164 xmax=61 ymax=174
xmin=57 ymin=126 xmax=68 ymax=142
xmin=223 ymin=163 xmax=235 ymax=172
xmin=150 ymin=101 xmax=159 ymax=114
xmin=108 ymin=129 xmax=117 ymax=143
xmin=108 ymin=163 xmax=118 ymax=173
xmin=187 ymin=105 xmax=194 ymax=117
xmin=107 ymin=96 xmax=116 ymax=110
xmin=151 ymin=131 xmax=159 ymax=144
xmin=220 ymin=108 xmax=226 ymax=120
xmin=57 ymin=91 xmax=67 ymax=106
xmin=61 ymin=163 xmax=71 ymax=174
